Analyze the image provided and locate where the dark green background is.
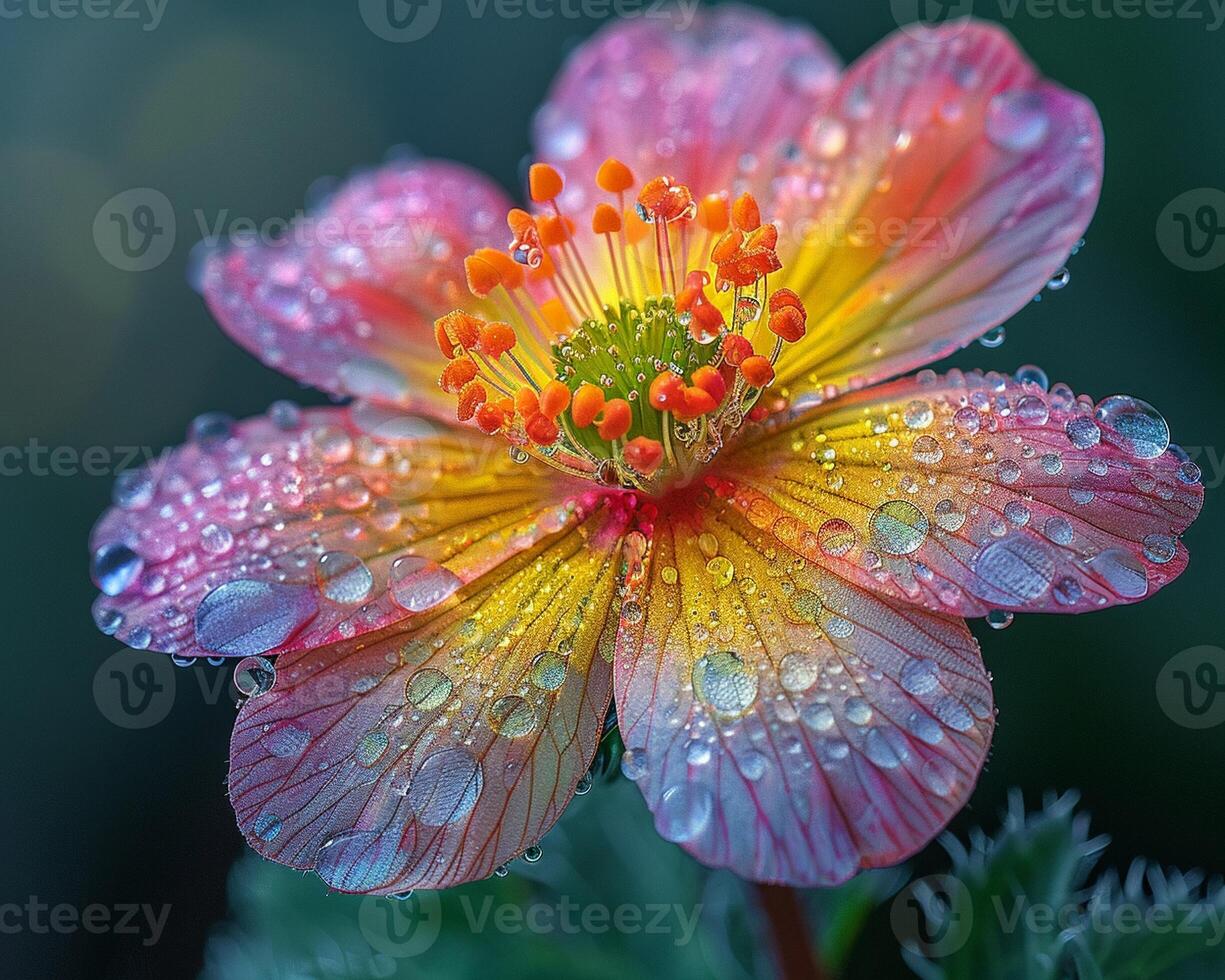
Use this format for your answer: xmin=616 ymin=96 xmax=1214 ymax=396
xmin=1 ymin=0 xmax=1221 ymax=976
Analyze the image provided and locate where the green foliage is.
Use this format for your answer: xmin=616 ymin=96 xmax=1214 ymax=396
xmin=901 ymin=792 xmax=1225 ymax=980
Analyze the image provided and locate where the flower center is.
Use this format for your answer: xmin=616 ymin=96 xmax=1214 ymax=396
xmin=434 ymin=161 xmax=808 ymax=493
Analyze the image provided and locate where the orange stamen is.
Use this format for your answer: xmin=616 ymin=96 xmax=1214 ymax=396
xmin=597 ymin=399 xmax=632 ymax=441
xmin=623 ymin=437 xmax=664 ymax=476
xmin=529 ymin=163 xmax=565 ymax=203
xmin=740 ymin=356 xmax=775 ymax=388
xmin=539 ymin=380 xmax=572 ymax=418
xmin=597 ymin=158 xmax=635 ymax=194
xmin=571 ymin=384 xmax=606 ymax=428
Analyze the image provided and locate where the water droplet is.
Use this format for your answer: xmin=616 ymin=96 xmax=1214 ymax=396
xmin=1015 ymin=395 xmax=1050 ymax=426
xmin=979 ymin=326 xmax=1006 ymax=349
xmin=408 ymin=748 xmax=483 ymax=826
xmin=621 ymin=747 xmax=649 ymax=782
xmin=934 ymin=499 xmax=967 ymax=533
xmin=933 ymin=697 xmax=975 ymax=732
xmin=997 ymin=460 xmax=1022 ymax=485
xmin=233 ymin=656 xmax=275 ymax=698
xmin=686 ymin=741 xmax=712 ymax=766
xmin=705 ymin=556 xmax=735 ymax=588
xmin=189 ymin=412 xmax=235 ymax=449
xmin=390 ymin=557 xmax=462 ymax=613
xmin=865 ymin=727 xmax=908 ymax=769
xmin=912 ymin=435 xmax=944 ymax=465
xmin=489 ymin=696 xmax=537 ymax=738
xmin=903 ymin=400 xmax=934 ymax=430
xmin=845 ymin=697 xmax=873 ymax=725
xmin=253 ymin=811 xmax=282 ymax=842
xmin=522 ymin=845 xmax=543 ymax=863
xmin=261 ymin=721 xmax=311 ymax=758
xmin=1142 ymin=534 xmax=1177 ymax=565
xmin=195 ymin=580 xmax=318 ymax=657
xmin=740 ymin=751 xmax=769 ymax=781
xmin=1091 ymin=548 xmax=1149 ymax=598
xmin=869 ymin=500 xmax=929 ymax=556
xmin=1065 ymin=416 xmax=1101 ymax=450
xmin=818 ymin=519 xmax=856 ymax=557
xmin=780 ymin=651 xmax=821 ymax=693
xmin=1094 ymin=395 xmax=1170 ymax=460
xmin=269 ymin=400 xmax=301 ymax=430
xmin=92 ymin=542 xmax=144 ymax=597
xmin=986 ymin=90 xmax=1050 ymax=153
xmin=655 ymin=783 xmax=713 ymax=843
xmin=112 ymin=468 xmax=155 ymax=510
xmin=802 ymin=703 xmax=836 ymax=732
xmin=315 ymin=828 xmax=408 ymax=892
xmin=971 ymin=534 xmax=1055 ymax=603
xmin=1015 ymin=365 xmax=1049 ymax=390
xmin=808 ymin=117 xmax=847 ymax=159
xmin=1043 ymin=516 xmax=1074 ymax=546
xmin=405 ymin=668 xmax=453 ymax=710
xmin=900 ymin=658 xmax=941 ymax=696
xmin=986 ymin=609 xmax=1014 ymax=630
xmin=692 ymin=651 xmax=758 ymax=715
xmin=200 ymin=523 xmax=234 ymax=557
xmin=921 ymin=758 xmax=958 ymax=796
xmin=356 ymin=730 xmax=390 ymax=767
xmin=316 ymin=551 xmax=374 ymax=604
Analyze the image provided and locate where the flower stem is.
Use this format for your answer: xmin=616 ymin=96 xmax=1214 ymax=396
xmin=754 ymin=883 xmax=828 ymax=980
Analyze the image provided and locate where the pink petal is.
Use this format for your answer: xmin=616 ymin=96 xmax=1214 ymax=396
xmin=200 ymin=160 xmax=512 ymax=415
xmin=614 ymin=504 xmax=993 ymax=886
xmin=773 ymin=22 xmax=1103 ymax=392
xmin=228 ymin=505 xmax=629 ymax=893
xmin=718 ymin=369 xmax=1202 ymax=616
xmin=534 ymin=5 xmax=840 ymax=210
xmin=89 ymin=404 xmax=601 ymax=656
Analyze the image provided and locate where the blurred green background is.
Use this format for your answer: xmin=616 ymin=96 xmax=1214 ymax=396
xmin=1 ymin=0 xmax=1222 ymax=976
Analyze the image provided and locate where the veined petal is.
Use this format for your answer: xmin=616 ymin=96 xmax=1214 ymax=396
xmin=772 ymin=22 xmax=1102 ymax=392
xmin=228 ymin=504 xmax=628 ymax=893
xmin=201 ymin=160 xmax=512 ymax=416
xmin=534 ymin=5 xmax=840 ymax=211
xmin=89 ymin=405 xmax=605 ymax=657
xmin=718 ymin=370 xmax=1202 ymax=617
xmin=614 ymin=502 xmax=993 ymax=886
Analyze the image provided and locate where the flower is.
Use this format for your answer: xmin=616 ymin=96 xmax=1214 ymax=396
xmin=89 ymin=8 xmax=1203 ymax=893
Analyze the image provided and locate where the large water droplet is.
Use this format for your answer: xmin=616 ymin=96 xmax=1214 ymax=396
xmin=1094 ymin=395 xmax=1170 ymax=460
xmin=655 ymin=783 xmax=713 ymax=843
xmin=195 ymin=580 xmax=319 ymax=657
xmin=692 ymin=651 xmax=758 ymax=715
xmin=869 ymin=500 xmax=929 ymax=556
xmin=356 ymin=730 xmax=390 ymax=768
xmin=233 ymin=656 xmax=276 ymax=698
xmin=408 ymin=748 xmax=483 ymax=826
xmin=818 ymin=519 xmax=856 ymax=557
xmin=1091 ymin=548 xmax=1149 ymax=598
xmin=316 ymin=551 xmax=374 ymax=604
xmin=315 ymin=828 xmax=409 ymax=892
xmin=780 ymin=651 xmax=821 ymax=693
xmin=900 ymin=658 xmax=941 ymax=696
xmin=405 ymin=668 xmax=453 ymax=711
xmin=529 ymin=651 xmax=567 ymax=691
xmin=971 ymin=534 xmax=1055 ymax=604
xmin=390 ymin=557 xmax=462 ymax=613
xmin=488 ymin=696 xmax=537 ymax=739
xmin=986 ymin=90 xmax=1050 ymax=153
xmin=261 ymin=721 xmax=311 ymax=758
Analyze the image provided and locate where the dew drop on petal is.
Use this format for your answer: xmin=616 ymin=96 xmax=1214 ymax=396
xmin=529 ymin=651 xmax=567 ymax=691
xmin=92 ymin=542 xmax=144 ymax=597
xmin=655 ymin=783 xmax=713 ymax=843
xmin=316 ymin=551 xmax=374 ymax=604
xmin=817 ymin=519 xmax=856 ymax=557
xmin=488 ymin=696 xmax=537 ymax=739
xmin=779 ymin=651 xmax=821 ymax=693
xmin=233 ymin=656 xmax=275 ymax=698
xmin=1094 ymin=395 xmax=1170 ymax=460
xmin=195 ymin=580 xmax=319 ymax=657
xmin=408 ymin=748 xmax=483 ymax=826
xmin=390 ymin=556 xmax=462 ymax=613
xmin=869 ymin=500 xmax=929 ymax=556
xmin=1091 ymin=548 xmax=1149 ymax=598
xmin=986 ymin=90 xmax=1050 ymax=153
xmin=1142 ymin=534 xmax=1177 ymax=565
xmin=405 ymin=668 xmax=453 ymax=710
xmin=692 ymin=651 xmax=758 ymax=715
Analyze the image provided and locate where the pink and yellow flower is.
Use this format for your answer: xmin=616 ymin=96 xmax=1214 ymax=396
xmin=90 ymin=9 xmax=1203 ymax=891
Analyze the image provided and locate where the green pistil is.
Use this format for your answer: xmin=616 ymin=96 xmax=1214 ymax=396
xmin=552 ymin=297 xmax=720 ymax=462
